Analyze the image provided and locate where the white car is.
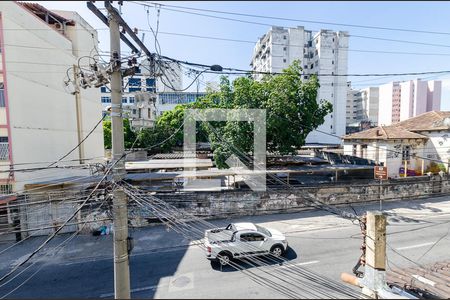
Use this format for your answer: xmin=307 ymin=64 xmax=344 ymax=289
xmin=204 ymin=222 xmax=288 ymax=266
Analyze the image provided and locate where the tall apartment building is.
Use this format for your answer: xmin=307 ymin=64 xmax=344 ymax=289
xmin=346 ymin=82 xmax=364 ymax=124
xmin=360 ymin=87 xmax=379 ymax=125
xmin=400 ymin=79 xmax=441 ymax=121
xmin=250 ymin=26 xmax=349 ymax=145
xmin=377 ymin=79 xmax=441 ymax=125
xmin=378 ymin=82 xmax=401 ymax=126
xmin=0 ymin=3 xmax=104 ymax=194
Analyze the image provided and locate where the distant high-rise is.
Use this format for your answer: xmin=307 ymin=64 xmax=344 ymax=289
xmin=250 ymin=26 xmax=349 ymax=145
xmin=400 ymin=80 xmax=441 ymax=122
xmin=377 ymin=80 xmax=441 ymax=125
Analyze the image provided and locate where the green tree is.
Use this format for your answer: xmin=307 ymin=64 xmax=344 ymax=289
xmin=103 ymin=118 xmax=138 ymax=149
xmin=137 ymin=60 xmax=332 ymax=167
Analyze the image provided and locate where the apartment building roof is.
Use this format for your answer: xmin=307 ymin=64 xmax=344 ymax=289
xmin=343 ymin=111 xmax=450 ymax=141
xmin=18 ymin=2 xmax=75 ymax=26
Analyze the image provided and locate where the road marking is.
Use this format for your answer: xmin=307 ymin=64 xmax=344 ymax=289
xmin=280 ymin=260 xmax=319 ymax=270
xmin=412 ymin=275 xmax=436 ymax=287
xmin=294 ymin=260 xmax=320 ymax=266
xmin=396 ymin=242 xmax=435 ymax=251
xmin=100 ymin=285 xmax=165 ymax=298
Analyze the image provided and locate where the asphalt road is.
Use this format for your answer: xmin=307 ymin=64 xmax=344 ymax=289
xmin=0 ymin=197 xmax=449 ymax=298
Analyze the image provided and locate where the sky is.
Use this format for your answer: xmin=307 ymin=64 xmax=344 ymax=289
xmin=34 ymin=1 xmax=450 ymax=110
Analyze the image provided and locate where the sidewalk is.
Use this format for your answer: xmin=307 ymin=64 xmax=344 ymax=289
xmin=0 ymin=195 xmax=449 ymax=271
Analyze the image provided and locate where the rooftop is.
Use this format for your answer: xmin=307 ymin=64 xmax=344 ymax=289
xmin=343 ymin=111 xmax=450 ymax=140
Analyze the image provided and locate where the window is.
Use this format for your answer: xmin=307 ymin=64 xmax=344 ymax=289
xmin=148 ymin=108 xmax=151 ymax=119
xmin=283 ymin=35 xmax=286 ymax=40
xmin=283 ymin=59 xmax=287 ymax=63
xmin=146 ymin=87 xmax=155 ymax=92
xmin=402 ymin=145 xmax=411 ymax=161
xmin=0 ymin=83 xmax=4 ymax=107
xmin=332 ymin=38 xmax=335 ymax=42
xmin=0 ymin=137 xmax=8 ymax=143
xmin=132 ymin=109 xmax=136 ymax=115
xmin=128 ymin=87 xmax=141 ymax=93
xmin=352 ymin=145 xmax=357 ymax=156
xmin=332 ymin=60 xmax=334 ymax=65
xmin=122 ymin=97 xmax=127 ymax=103
xmin=100 ymin=86 xmax=107 ymax=93
xmin=331 ymin=83 xmax=333 ymax=86
xmin=101 ymin=96 xmax=111 ymax=103
xmin=129 ymin=97 xmax=135 ymax=103
xmin=283 ymin=47 xmax=287 ymax=51
xmin=145 ymin=78 xmax=155 ymax=87
xmin=128 ymin=78 xmax=141 ymax=87
xmin=138 ymin=108 xmax=142 ymax=118
xmin=310 ymin=64 xmax=313 ymax=69
xmin=304 ymin=75 xmax=308 ymax=79
xmin=332 ymin=49 xmax=335 ymax=54
xmin=240 ymin=233 xmax=265 ymax=242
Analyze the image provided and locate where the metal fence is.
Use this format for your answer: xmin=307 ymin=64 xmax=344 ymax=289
xmin=0 ymin=143 xmax=9 ymax=160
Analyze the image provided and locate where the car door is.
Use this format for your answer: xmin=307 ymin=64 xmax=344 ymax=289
xmin=239 ymin=232 xmax=268 ymax=257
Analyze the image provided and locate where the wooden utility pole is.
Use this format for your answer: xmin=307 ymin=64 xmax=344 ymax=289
xmin=108 ymin=7 xmax=131 ymax=299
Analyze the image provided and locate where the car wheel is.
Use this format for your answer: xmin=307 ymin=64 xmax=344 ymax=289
xmin=270 ymin=245 xmax=284 ymax=257
xmin=218 ymin=253 xmax=232 ymax=266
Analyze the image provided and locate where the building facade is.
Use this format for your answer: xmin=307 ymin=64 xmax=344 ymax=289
xmin=346 ymin=82 xmax=364 ymax=125
xmin=250 ymin=26 xmax=349 ymax=145
xmin=0 ymin=2 xmax=104 ymax=194
xmin=343 ymin=111 xmax=450 ymax=178
xmin=360 ymin=87 xmax=379 ymax=125
xmin=377 ymin=81 xmax=401 ymax=126
xmin=400 ymin=79 xmax=441 ymax=122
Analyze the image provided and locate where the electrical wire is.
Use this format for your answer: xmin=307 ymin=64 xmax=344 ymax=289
xmin=139 ymin=1 xmax=450 ymax=36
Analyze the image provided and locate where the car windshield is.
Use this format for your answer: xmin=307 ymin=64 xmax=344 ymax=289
xmin=255 ymin=224 xmax=272 ymax=237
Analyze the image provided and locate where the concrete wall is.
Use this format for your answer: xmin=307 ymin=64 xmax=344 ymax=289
xmin=141 ymin=175 xmax=450 ymax=220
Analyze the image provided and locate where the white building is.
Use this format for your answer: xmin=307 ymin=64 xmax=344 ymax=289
xmin=377 ymin=81 xmax=401 ymax=126
xmin=400 ymin=79 xmax=441 ymax=122
xmin=377 ymin=79 xmax=441 ymax=126
xmin=99 ymin=60 xmax=183 ymax=122
xmin=360 ymin=87 xmax=379 ymax=125
xmin=250 ymin=26 xmax=349 ymax=145
xmin=0 ymin=2 xmax=104 ymax=193
xmin=343 ymin=111 xmax=450 ymax=178
xmin=346 ymin=82 xmax=364 ymax=125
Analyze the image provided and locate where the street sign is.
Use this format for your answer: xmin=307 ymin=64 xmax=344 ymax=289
xmin=374 ymin=166 xmax=388 ymax=180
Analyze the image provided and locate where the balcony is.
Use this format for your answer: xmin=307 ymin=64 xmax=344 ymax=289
xmin=0 ymin=143 xmax=8 ymax=161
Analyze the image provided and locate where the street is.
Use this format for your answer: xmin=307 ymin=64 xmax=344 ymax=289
xmin=0 ymin=196 xmax=449 ymax=298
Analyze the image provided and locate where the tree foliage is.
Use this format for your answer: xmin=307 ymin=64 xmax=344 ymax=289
xmin=136 ymin=60 xmax=332 ymax=167
xmin=103 ymin=118 xmax=137 ymax=149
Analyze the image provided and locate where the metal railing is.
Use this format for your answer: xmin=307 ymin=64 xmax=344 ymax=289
xmin=0 ymin=143 xmax=9 ymax=161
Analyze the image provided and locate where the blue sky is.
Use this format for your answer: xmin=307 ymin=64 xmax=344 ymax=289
xmin=36 ymin=1 xmax=450 ymax=110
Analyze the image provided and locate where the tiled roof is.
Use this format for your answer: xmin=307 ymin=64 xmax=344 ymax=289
xmin=391 ymin=111 xmax=450 ymax=132
xmin=343 ymin=111 xmax=450 ymax=140
xmin=342 ymin=126 xmax=428 ymax=140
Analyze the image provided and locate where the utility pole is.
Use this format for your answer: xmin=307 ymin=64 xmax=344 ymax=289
xmin=73 ymin=65 xmax=85 ymax=164
xmin=341 ymin=211 xmax=416 ymax=299
xmin=108 ymin=7 xmax=131 ymax=299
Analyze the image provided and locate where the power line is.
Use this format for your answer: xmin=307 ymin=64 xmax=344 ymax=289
xmin=133 ymin=29 xmax=450 ymax=57
xmin=131 ymin=2 xmax=450 ymax=49
xmin=140 ymin=1 xmax=450 ymax=36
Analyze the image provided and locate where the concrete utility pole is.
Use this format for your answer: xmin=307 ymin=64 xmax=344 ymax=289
xmin=72 ymin=65 xmax=85 ymax=164
xmin=109 ymin=8 xmax=131 ymax=299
